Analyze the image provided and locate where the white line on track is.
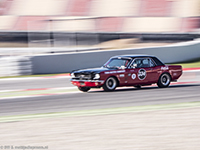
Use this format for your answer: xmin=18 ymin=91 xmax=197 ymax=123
xmin=0 ymin=91 xmax=81 ymax=100
xmin=0 ymin=76 xmax=71 ymax=81
xmin=0 ymin=87 xmax=77 ymax=93
xmin=1 ymin=81 xmax=200 ymax=100
xmin=0 ymin=69 xmax=200 ymax=100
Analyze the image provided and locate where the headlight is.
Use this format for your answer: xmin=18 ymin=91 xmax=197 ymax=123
xmin=71 ymin=73 xmax=75 ymax=78
xmin=93 ymin=74 xmax=100 ymax=79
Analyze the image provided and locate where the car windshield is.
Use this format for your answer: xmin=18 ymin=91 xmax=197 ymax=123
xmin=104 ymin=58 xmax=131 ymax=69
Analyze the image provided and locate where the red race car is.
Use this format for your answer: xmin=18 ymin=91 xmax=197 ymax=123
xmin=70 ymin=55 xmax=182 ymax=92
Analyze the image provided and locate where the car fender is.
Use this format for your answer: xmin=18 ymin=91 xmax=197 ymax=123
xmin=103 ymin=75 xmax=120 ymax=86
xmin=158 ymin=71 xmax=172 ymax=83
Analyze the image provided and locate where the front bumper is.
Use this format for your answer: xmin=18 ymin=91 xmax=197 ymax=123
xmin=70 ymin=79 xmax=104 ymax=87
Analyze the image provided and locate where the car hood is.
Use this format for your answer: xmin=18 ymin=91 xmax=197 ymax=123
xmin=72 ymin=67 xmax=113 ymax=74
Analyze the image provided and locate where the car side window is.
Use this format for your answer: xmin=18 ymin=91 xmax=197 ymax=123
xmin=142 ymin=59 xmax=149 ymax=68
xmin=131 ymin=58 xmax=152 ymax=68
xmin=130 ymin=58 xmax=157 ymax=68
xmin=149 ymin=58 xmax=156 ymax=67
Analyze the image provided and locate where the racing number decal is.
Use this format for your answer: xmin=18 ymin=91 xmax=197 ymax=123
xmin=131 ymin=73 xmax=136 ymax=80
xmin=138 ymin=69 xmax=146 ymax=80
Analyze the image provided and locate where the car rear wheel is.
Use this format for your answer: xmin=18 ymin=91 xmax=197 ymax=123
xmin=103 ymin=77 xmax=117 ymax=92
xmin=78 ymin=87 xmax=90 ymax=92
xmin=157 ymin=73 xmax=171 ymax=88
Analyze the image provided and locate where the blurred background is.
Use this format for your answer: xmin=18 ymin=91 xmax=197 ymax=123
xmin=0 ymin=0 xmax=200 ymax=49
xmin=1 ymin=0 xmax=200 ymax=76
xmin=0 ymin=0 xmax=200 ymax=33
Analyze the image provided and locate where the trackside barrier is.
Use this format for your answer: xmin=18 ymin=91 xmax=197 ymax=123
xmin=0 ymin=39 xmax=200 ymax=76
xmin=31 ymin=39 xmax=200 ymax=74
xmin=0 ymin=56 xmax=32 ymax=77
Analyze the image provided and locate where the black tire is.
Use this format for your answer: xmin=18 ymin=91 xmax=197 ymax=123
xmin=134 ymin=85 xmax=141 ymax=89
xmin=157 ymin=73 xmax=171 ymax=88
xmin=103 ymin=77 xmax=117 ymax=92
xmin=78 ymin=87 xmax=90 ymax=92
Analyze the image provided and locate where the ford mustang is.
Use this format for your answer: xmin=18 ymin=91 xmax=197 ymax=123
xmin=70 ymin=55 xmax=182 ymax=92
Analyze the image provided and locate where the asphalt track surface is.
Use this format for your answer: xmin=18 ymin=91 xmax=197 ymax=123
xmin=0 ymin=71 xmax=200 ymax=116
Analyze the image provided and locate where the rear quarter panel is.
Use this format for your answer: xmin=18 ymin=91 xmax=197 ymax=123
xmin=168 ymin=65 xmax=182 ymax=81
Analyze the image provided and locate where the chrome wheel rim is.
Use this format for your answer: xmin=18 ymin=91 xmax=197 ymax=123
xmin=161 ymin=74 xmax=170 ymax=86
xmin=106 ymin=77 xmax=117 ymax=90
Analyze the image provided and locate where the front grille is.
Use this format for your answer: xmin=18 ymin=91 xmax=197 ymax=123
xmin=74 ymin=73 xmax=93 ymax=80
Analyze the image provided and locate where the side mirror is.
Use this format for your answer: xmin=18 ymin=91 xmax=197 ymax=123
xmin=133 ymin=63 xmax=137 ymax=68
xmin=121 ymin=66 xmax=126 ymax=69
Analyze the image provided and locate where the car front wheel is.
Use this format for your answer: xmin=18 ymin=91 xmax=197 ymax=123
xmin=78 ymin=87 xmax=90 ymax=92
xmin=157 ymin=73 xmax=171 ymax=88
xmin=103 ymin=77 xmax=117 ymax=92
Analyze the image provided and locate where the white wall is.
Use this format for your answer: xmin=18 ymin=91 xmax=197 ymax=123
xmin=31 ymin=40 xmax=200 ymax=74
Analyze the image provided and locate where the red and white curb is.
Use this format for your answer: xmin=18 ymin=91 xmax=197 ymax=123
xmin=0 ymin=87 xmax=77 ymax=93
xmin=1 ymin=81 xmax=200 ymax=100
xmin=0 ymin=87 xmax=80 ymax=100
xmin=183 ymin=68 xmax=200 ymax=72
xmin=0 ymin=68 xmax=200 ymax=100
xmin=0 ymin=91 xmax=81 ymax=100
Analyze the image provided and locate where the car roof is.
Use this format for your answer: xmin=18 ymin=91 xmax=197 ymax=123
xmin=110 ymin=54 xmax=165 ymax=66
xmin=111 ymin=54 xmax=156 ymax=59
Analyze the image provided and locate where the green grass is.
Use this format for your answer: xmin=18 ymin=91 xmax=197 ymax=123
xmin=173 ymin=61 xmax=200 ymax=68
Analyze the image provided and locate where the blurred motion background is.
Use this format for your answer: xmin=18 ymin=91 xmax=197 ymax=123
xmin=0 ymin=0 xmax=200 ymax=76
xmin=0 ymin=0 xmax=200 ymax=48
xmin=0 ymin=0 xmax=200 ymax=73
xmin=0 ymin=0 xmax=200 ymax=33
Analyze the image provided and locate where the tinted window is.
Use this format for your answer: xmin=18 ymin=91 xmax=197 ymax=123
xmin=149 ymin=59 xmax=155 ymax=67
xmin=152 ymin=57 xmax=165 ymax=66
xmin=131 ymin=58 xmax=151 ymax=68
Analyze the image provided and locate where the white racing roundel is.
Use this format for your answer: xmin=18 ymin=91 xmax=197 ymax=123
xmin=138 ymin=69 xmax=146 ymax=80
xmin=131 ymin=73 xmax=136 ymax=80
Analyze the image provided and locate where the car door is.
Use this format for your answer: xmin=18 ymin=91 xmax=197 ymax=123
xmin=148 ymin=58 xmax=160 ymax=82
xmin=125 ymin=58 xmax=157 ymax=85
